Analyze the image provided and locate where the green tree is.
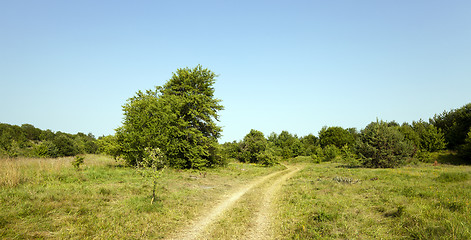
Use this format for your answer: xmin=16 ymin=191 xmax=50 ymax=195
xmin=457 ymin=128 xmax=471 ymax=161
xmin=34 ymin=141 xmax=58 ymax=158
xmin=116 ymin=65 xmax=224 ymax=169
xmin=268 ymin=131 xmax=304 ymax=158
xmin=356 ymin=121 xmax=415 ymax=168
xmin=431 ymin=103 xmax=471 ymax=149
xmin=318 ymin=126 xmax=355 ymax=148
xmin=398 ymin=123 xmax=421 ymax=149
xmin=21 ymin=124 xmax=41 ymax=141
xmin=300 ymin=134 xmax=318 ymax=156
xmin=240 ymin=129 xmax=267 ymax=163
xmin=221 ymin=141 xmax=242 ymax=160
xmin=97 ymin=135 xmax=120 ymax=158
xmin=413 ymin=121 xmax=446 ymax=152
xmin=53 ymin=134 xmax=79 ymax=157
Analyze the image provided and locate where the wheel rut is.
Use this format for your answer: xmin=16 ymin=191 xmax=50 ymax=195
xmin=167 ymin=164 xmax=302 ymax=240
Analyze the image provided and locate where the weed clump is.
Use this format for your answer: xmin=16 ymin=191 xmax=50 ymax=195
xmin=72 ymin=155 xmax=85 ymax=170
xmin=332 ymin=176 xmax=359 ymax=184
xmin=436 ymin=172 xmax=469 ymax=183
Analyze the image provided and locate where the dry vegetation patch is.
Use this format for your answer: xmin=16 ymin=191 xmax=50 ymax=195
xmin=275 ymin=162 xmax=471 ymax=239
xmin=0 ymin=156 xmax=283 ymax=239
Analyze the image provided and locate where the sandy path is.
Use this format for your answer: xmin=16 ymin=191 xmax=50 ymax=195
xmin=243 ymin=166 xmax=302 ymax=240
xmin=168 ymin=165 xmax=300 ymax=240
xmin=169 ymin=167 xmax=299 ymax=240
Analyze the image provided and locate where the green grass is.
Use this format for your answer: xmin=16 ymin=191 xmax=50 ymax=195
xmin=0 ymin=155 xmax=283 ymax=239
xmin=2 ymin=155 xmax=470 ymax=239
xmin=275 ymin=162 xmax=471 ymax=239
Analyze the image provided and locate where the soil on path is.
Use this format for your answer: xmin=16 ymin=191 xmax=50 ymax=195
xmin=243 ymin=166 xmax=302 ymax=240
xmin=167 ymin=165 xmax=302 ymax=240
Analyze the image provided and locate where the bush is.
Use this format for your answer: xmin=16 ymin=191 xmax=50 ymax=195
xmin=72 ymin=155 xmax=85 ymax=170
xmin=256 ymin=150 xmax=278 ymax=166
xmin=457 ymin=128 xmax=471 ymax=161
xmin=318 ymin=126 xmax=356 ymax=148
xmin=53 ymin=134 xmax=79 ymax=157
xmin=240 ymin=129 xmax=267 ymax=163
xmin=414 ymin=150 xmax=432 ymax=163
xmin=323 ymin=145 xmax=341 ymax=162
xmin=436 ymin=172 xmax=469 ymax=183
xmin=34 ymin=141 xmax=58 ymax=158
xmin=356 ymin=121 xmax=415 ymax=168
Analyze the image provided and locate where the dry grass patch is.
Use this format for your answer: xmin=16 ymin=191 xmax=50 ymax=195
xmin=275 ymin=162 xmax=471 ymax=239
xmin=0 ymin=156 xmax=283 ymax=239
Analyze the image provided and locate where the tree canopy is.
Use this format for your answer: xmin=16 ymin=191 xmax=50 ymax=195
xmin=115 ymin=65 xmax=224 ymax=169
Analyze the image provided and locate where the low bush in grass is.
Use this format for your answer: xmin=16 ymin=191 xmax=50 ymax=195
xmin=436 ymin=172 xmax=469 ymax=183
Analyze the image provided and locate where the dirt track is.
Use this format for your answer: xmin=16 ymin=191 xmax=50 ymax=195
xmin=168 ymin=165 xmax=302 ymax=240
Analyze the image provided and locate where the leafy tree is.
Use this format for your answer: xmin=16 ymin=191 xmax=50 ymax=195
xmin=318 ymin=126 xmax=355 ymax=148
xmin=300 ymin=134 xmax=319 ymax=156
xmin=457 ymin=128 xmax=471 ymax=161
xmin=53 ymin=134 xmax=79 ymax=157
xmin=39 ymin=129 xmax=55 ymax=141
xmin=97 ymin=135 xmax=120 ymax=158
xmin=34 ymin=141 xmax=58 ymax=158
xmin=116 ymin=65 xmax=224 ymax=169
xmin=323 ymin=145 xmax=341 ymax=162
xmin=268 ymin=131 xmax=303 ymax=158
xmin=21 ymin=124 xmax=41 ymax=141
xmin=412 ymin=121 xmax=446 ymax=152
xmin=431 ymin=103 xmax=471 ymax=149
xmin=221 ymin=141 xmax=242 ymax=160
xmin=356 ymin=121 xmax=415 ymax=168
xmin=398 ymin=123 xmax=421 ymax=149
xmin=240 ymin=129 xmax=267 ymax=163
xmin=116 ymin=89 xmax=163 ymax=166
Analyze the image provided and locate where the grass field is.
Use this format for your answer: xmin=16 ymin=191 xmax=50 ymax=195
xmin=275 ymin=162 xmax=471 ymax=239
xmin=0 ymin=155 xmax=283 ymax=239
xmin=1 ymin=155 xmax=470 ymax=239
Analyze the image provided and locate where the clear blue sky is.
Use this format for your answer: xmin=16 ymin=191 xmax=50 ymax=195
xmin=1 ymin=0 xmax=470 ymax=143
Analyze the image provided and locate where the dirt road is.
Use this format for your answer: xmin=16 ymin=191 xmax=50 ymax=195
xmin=168 ymin=165 xmax=302 ymax=240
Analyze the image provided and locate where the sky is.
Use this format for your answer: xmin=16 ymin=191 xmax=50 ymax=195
xmin=1 ymin=0 xmax=470 ymax=143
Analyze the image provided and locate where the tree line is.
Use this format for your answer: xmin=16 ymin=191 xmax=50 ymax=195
xmin=0 ymin=123 xmax=98 ymax=158
xmin=2 ymin=65 xmax=470 ymax=169
xmin=223 ymin=103 xmax=471 ymax=168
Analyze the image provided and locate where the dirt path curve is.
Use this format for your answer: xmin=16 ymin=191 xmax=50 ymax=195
xmin=243 ymin=165 xmax=302 ymax=240
xmin=167 ymin=165 xmax=302 ymax=240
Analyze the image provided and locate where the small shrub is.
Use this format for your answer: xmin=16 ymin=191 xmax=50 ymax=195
xmin=415 ymin=150 xmax=432 ymax=163
xmin=137 ymin=147 xmax=166 ymax=204
xmin=256 ymin=150 xmax=278 ymax=166
xmin=385 ymin=205 xmax=405 ymax=218
xmin=332 ymin=176 xmax=359 ymax=184
xmin=72 ymin=155 xmax=85 ymax=170
xmin=310 ymin=154 xmax=321 ymax=163
xmin=436 ymin=172 xmax=469 ymax=183
xmin=323 ymin=145 xmax=341 ymax=162
xmin=457 ymin=128 xmax=471 ymax=162
xmin=310 ymin=210 xmax=336 ymax=222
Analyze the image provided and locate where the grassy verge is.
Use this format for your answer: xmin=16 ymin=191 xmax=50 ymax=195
xmin=275 ymin=162 xmax=471 ymax=239
xmin=0 ymin=155 xmax=282 ymax=239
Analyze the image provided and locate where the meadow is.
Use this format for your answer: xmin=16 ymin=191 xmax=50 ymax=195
xmin=0 ymin=155 xmax=283 ymax=239
xmin=276 ymin=159 xmax=471 ymax=239
xmin=1 ymin=155 xmax=470 ymax=239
